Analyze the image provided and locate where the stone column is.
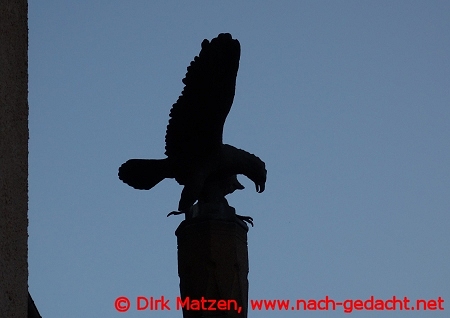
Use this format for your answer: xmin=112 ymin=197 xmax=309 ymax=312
xmin=0 ymin=0 xmax=29 ymax=317
xmin=176 ymin=204 xmax=249 ymax=317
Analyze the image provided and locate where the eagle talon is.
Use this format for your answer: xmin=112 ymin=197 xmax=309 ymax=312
xmin=236 ymin=214 xmax=254 ymax=227
xmin=167 ymin=210 xmax=185 ymax=217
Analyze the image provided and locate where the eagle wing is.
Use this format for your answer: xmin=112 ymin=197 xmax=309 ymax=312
xmin=164 ymin=33 xmax=241 ymax=161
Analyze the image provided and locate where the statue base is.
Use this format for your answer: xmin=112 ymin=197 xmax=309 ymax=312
xmin=176 ymin=204 xmax=249 ymax=317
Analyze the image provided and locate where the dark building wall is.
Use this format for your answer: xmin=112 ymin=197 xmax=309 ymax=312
xmin=0 ymin=1 xmax=29 ymax=317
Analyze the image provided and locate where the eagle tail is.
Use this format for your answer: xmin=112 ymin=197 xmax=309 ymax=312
xmin=118 ymin=158 xmax=172 ymax=190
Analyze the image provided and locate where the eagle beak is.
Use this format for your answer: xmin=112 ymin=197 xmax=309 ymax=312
xmin=255 ymin=183 xmax=265 ymax=193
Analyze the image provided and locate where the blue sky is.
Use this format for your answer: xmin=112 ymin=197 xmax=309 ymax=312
xmin=28 ymin=1 xmax=449 ymax=317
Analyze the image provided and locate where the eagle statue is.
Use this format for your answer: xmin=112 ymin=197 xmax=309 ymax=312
xmin=118 ymin=33 xmax=266 ymax=226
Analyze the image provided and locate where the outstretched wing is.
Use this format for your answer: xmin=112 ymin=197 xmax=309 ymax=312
xmin=164 ymin=33 xmax=240 ymax=160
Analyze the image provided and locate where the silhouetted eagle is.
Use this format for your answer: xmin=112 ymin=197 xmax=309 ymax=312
xmin=118 ymin=33 xmax=266 ymax=218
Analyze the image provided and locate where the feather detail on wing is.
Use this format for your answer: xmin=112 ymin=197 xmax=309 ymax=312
xmin=164 ymin=33 xmax=240 ymax=161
